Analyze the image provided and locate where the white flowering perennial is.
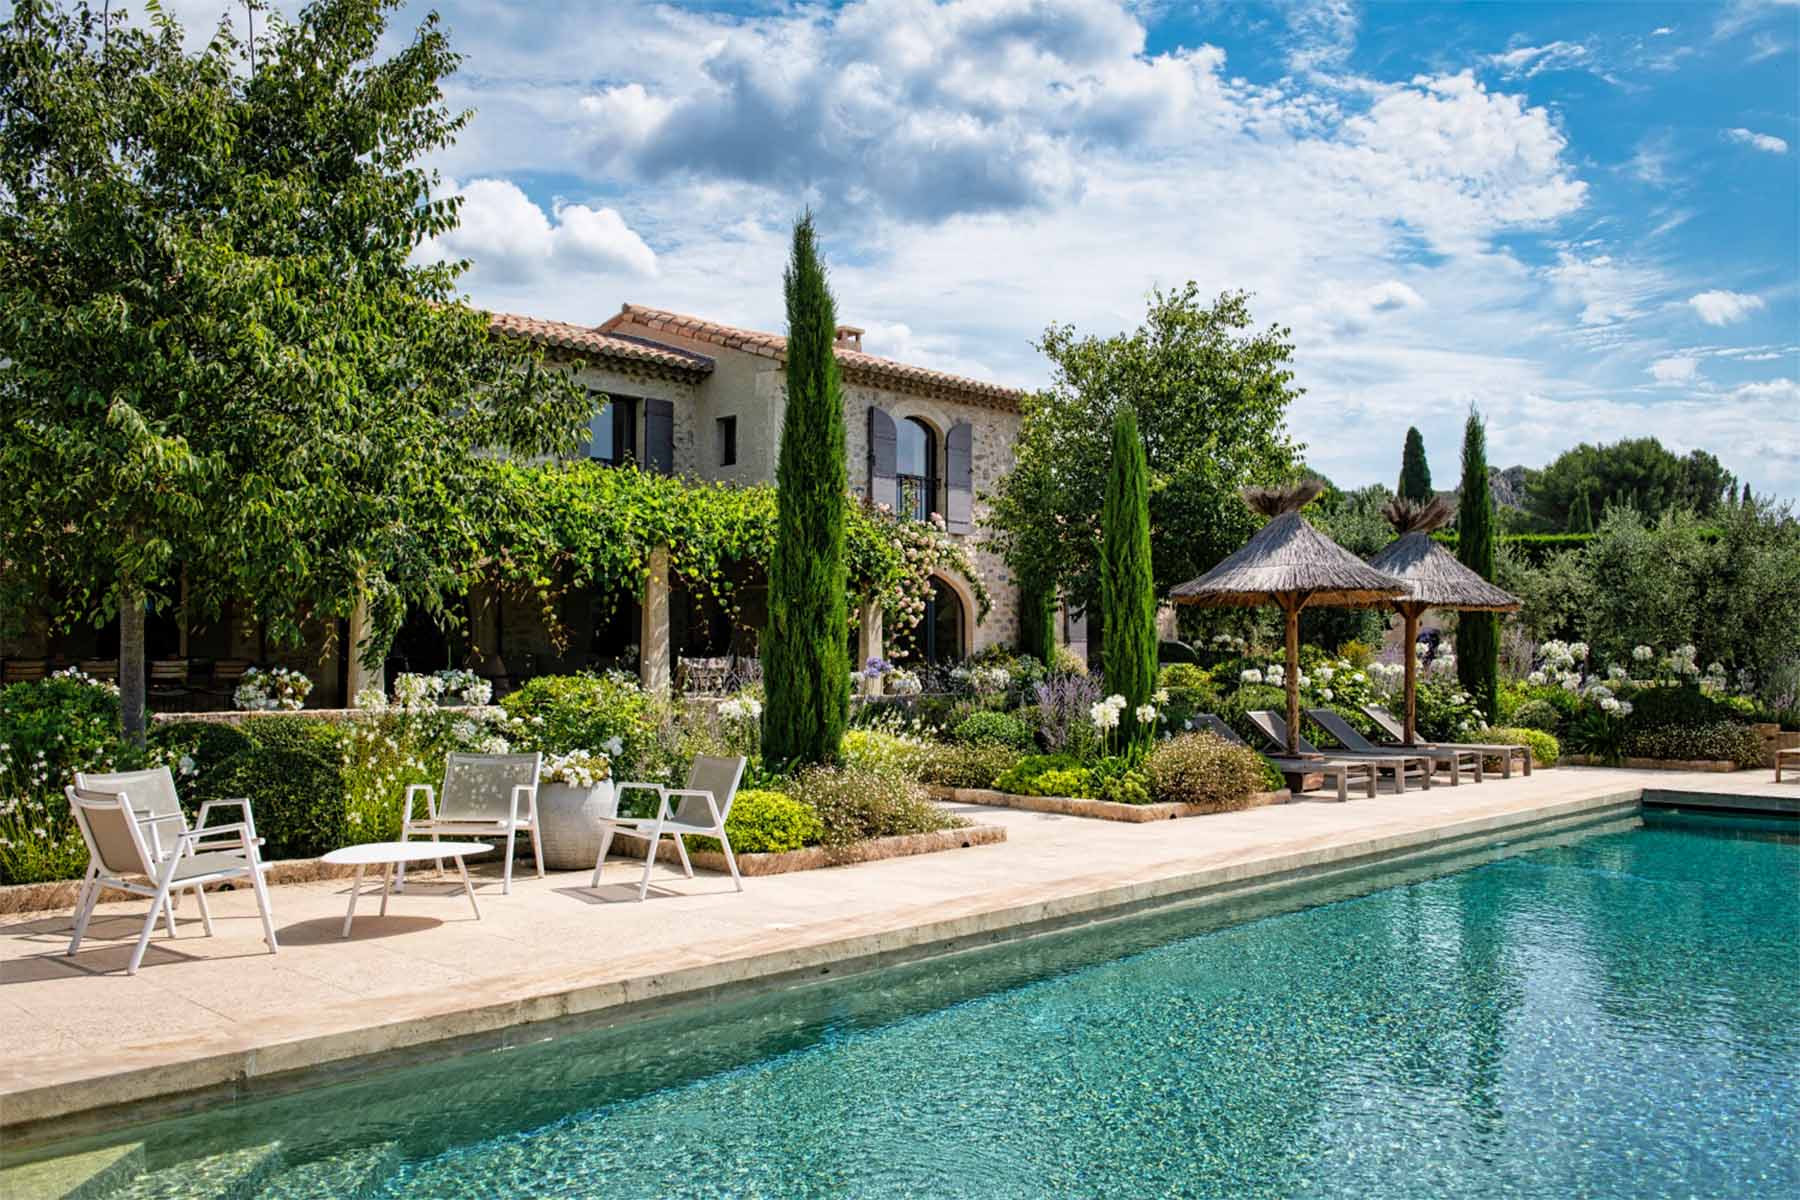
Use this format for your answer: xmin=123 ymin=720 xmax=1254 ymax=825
xmin=232 ymin=666 xmax=312 ymax=711
xmin=718 ymin=695 xmax=763 ymax=722
xmin=1134 ymin=703 xmax=1159 ymax=726
xmin=540 ymin=749 xmax=612 ymax=789
xmin=1089 ymin=694 xmax=1127 ymax=731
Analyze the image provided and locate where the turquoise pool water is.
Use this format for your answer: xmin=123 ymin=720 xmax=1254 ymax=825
xmin=24 ymin=811 xmax=1800 ymax=1198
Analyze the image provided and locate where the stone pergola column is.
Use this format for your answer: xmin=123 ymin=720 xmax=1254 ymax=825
xmin=858 ymin=598 xmax=884 ymax=696
xmin=640 ymin=545 xmax=671 ymax=695
xmin=346 ymin=592 xmax=383 ymax=699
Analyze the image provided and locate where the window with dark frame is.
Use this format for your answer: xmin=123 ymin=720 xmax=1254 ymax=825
xmin=588 ymin=395 xmax=639 ymax=465
xmin=717 ymin=415 xmax=738 ymax=467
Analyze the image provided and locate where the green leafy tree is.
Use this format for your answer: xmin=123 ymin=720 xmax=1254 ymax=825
xmin=762 ymin=214 xmax=849 ymax=769
xmin=988 ymin=285 xmax=1301 ymax=617
xmin=1100 ymin=409 xmax=1156 ymax=751
xmin=1017 ymin=573 xmax=1058 ymax=668
xmin=1398 ymin=427 xmax=1433 ymax=502
xmin=1454 ymin=409 xmax=1499 ymax=720
xmin=0 ymin=0 xmax=586 ymax=736
xmin=1523 ymin=437 xmax=1736 ymax=531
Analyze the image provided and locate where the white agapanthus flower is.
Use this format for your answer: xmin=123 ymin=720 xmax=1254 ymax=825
xmin=1527 ymin=671 xmax=1547 ymax=686
xmin=1090 ymin=700 xmax=1121 ymax=731
xmin=1568 ymin=642 xmax=1589 ymax=661
xmin=1607 ymin=665 xmax=1629 ymax=682
xmin=1600 ymin=697 xmax=1621 ymax=714
xmin=1320 ymin=687 xmax=1334 ymax=701
xmin=719 ymin=695 xmax=763 ymax=722
xmin=1240 ymin=669 xmax=1263 ymax=685
xmin=1316 ymin=666 xmax=1335 ymax=683
xmin=1152 ymin=688 xmax=1169 ymax=705
xmin=353 ymin=686 xmax=389 ymax=712
xmin=1135 ymin=704 xmax=1159 ymax=725
xmin=1633 ymin=645 xmax=1654 ymax=662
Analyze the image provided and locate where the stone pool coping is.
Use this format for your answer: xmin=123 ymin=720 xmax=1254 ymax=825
xmin=3 ymin=768 xmax=1791 ymax=1144
xmin=924 ymin=785 xmax=1292 ymax=822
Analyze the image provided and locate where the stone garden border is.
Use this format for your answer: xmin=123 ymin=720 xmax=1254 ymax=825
xmin=1562 ymin=755 xmax=1740 ymax=772
xmin=925 ymin=785 xmax=1290 ymax=823
xmin=606 ymin=823 xmax=1008 ymax=876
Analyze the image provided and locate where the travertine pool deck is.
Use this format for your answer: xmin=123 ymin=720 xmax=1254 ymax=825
xmin=1 ymin=765 xmax=1791 ymax=1139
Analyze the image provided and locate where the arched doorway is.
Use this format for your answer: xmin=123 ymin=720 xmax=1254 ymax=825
xmin=923 ymin=576 xmax=965 ymax=665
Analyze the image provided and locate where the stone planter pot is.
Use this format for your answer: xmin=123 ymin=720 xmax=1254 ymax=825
xmin=536 ymin=780 xmax=617 ymax=870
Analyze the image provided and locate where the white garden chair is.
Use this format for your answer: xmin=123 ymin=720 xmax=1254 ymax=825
xmin=397 ymin=752 xmax=542 ymax=895
xmin=65 ymin=773 xmax=276 ymax=975
xmin=590 ymin=755 xmax=746 ymax=901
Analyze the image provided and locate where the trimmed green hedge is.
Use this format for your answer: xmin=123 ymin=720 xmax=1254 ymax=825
xmin=199 ymin=744 xmax=349 ymax=860
xmin=1622 ymin=722 xmax=1763 ymax=767
xmin=1142 ymin=733 xmax=1264 ymax=811
xmin=1483 ymin=726 xmax=1560 ymax=768
xmin=684 ymin=789 xmax=822 ymax=856
xmin=919 ymin=743 xmax=1023 ymax=789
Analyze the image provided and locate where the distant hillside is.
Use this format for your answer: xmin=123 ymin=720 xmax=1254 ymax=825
xmin=1490 ymin=465 xmax=1527 ymax=511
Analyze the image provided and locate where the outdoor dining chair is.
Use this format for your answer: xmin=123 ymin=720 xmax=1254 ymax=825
xmin=590 ymin=755 xmax=747 ymax=901
xmin=65 ymin=774 xmax=276 ymax=975
xmin=397 ymin=752 xmax=543 ymax=895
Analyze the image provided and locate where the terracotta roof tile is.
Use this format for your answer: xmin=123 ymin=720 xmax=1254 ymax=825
xmin=488 ymin=312 xmax=714 ymax=378
xmin=600 ymin=304 xmax=1026 ymax=407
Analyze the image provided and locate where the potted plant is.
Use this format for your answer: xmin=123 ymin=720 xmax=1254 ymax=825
xmin=534 ymin=748 xmax=617 ymax=869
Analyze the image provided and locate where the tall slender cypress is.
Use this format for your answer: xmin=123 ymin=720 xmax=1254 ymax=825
xmin=1398 ymin=426 xmax=1433 ymax=502
xmin=1101 ymin=408 xmax=1157 ymax=752
xmin=1454 ymin=408 xmax=1499 ymax=721
xmin=1018 ymin=574 xmax=1058 ymax=667
xmin=762 ymin=214 xmax=849 ymax=768
xmin=1570 ymin=485 xmax=1593 ymax=533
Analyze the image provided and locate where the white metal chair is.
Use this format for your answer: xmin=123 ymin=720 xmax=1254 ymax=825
xmin=65 ymin=774 xmax=277 ymax=975
xmin=590 ymin=755 xmax=746 ymax=900
xmin=397 ymin=752 xmax=543 ymax=895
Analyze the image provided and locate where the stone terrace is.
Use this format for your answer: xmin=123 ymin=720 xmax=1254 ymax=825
xmin=1 ymin=767 xmax=1792 ymax=1139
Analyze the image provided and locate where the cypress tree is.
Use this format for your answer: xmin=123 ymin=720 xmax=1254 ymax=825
xmin=1398 ymin=426 xmax=1433 ymax=502
xmin=762 ymin=214 xmax=849 ymax=768
xmin=1454 ymin=408 xmax=1500 ymax=722
xmin=1018 ymin=574 xmax=1058 ymax=667
xmin=1740 ymin=480 xmax=1754 ymax=510
xmin=1570 ymin=485 xmax=1593 ymax=533
xmin=1101 ymin=407 xmax=1157 ymax=752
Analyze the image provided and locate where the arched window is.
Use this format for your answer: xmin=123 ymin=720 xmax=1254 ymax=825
xmin=895 ymin=417 xmax=937 ymax=521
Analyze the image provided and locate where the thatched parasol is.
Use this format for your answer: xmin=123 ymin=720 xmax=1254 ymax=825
xmin=1170 ymin=482 xmax=1406 ymax=755
xmin=1363 ymin=496 xmax=1522 ymax=744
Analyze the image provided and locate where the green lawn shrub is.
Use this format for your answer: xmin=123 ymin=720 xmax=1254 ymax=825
xmin=683 ymin=789 xmax=822 ymax=856
xmin=918 ymin=743 xmax=1022 ymax=789
xmin=1481 ymin=727 xmax=1560 ymax=768
xmin=1508 ymin=700 xmax=1562 ymax=732
xmin=1142 ymin=733 xmax=1264 ymax=811
xmin=951 ymin=710 xmax=1034 ymax=750
xmin=786 ymin=765 xmax=964 ymax=848
xmin=1622 ymin=722 xmax=1763 ymax=767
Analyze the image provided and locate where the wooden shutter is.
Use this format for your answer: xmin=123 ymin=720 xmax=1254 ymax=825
xmin=644 ymin=398 xmax=674 ymax=474
xmin=945 ymin=420 xmax=974 ymax=533
xmin=867 ymin=406 xmax=898 ymax=510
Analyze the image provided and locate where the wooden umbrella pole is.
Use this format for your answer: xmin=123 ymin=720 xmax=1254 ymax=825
xmin=1402 ymin=605 xmax=1420 ymax=746
xmin=1285 ymin=599 xmax=1301 ymax=757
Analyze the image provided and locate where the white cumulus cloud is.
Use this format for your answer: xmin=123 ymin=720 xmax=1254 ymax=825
xmin=425 ymin=179 xmax=658 ymax=284
xmin=1724 ymin=127 xmax=1789 ymax=153
xmin=1649 ymin=356 xmax=1699 ymax=384
xmin=1688 ymin=290 xmax=1766 ymax=325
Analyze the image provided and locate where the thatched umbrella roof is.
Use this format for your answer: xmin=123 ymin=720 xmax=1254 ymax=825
xmin=1364 ymin=496 xmax=1521 ymax=613
xmin=1169 ymin=482 xmax=1407 ymax=609
xmin=1169 ymin=482 xmax=1405 ymax=756
xmin=1362 ymin=497 xmax=1522 ymax=744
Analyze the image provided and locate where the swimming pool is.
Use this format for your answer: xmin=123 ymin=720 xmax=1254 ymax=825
xmin=14 ymin=810 xmax=1800 ymax=1198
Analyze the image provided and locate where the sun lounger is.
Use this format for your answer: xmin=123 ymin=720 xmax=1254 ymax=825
xmin=1247 ymin=710 xmax=1432 ymax=793
xmin=1194 ymin=714 xmax=1376 ymax=802
xmin=1361 ymin=704 xmax=1532 ymax=778
xmin=1307 ymin=708 xmax=1481 ymax=785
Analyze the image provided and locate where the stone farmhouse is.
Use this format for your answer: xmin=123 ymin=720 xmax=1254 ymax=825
xmin=3 ymin=303 xmax=1065 ymax=706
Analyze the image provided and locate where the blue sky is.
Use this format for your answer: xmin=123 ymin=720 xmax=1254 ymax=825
xmin=161 ymin=0 xmax=1797 ymax=497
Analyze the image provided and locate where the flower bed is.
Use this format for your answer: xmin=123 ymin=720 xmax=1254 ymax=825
xmin=926 ymin=785 xmax=1289 ymax=823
